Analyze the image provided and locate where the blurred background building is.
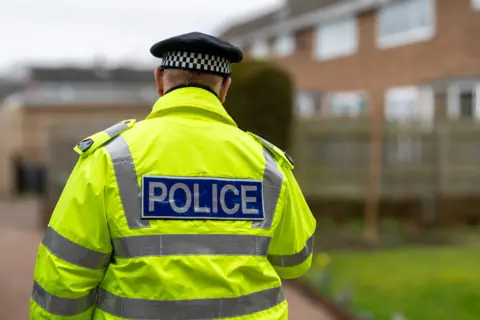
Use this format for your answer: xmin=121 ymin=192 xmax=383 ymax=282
xmin=220 ymin=0 xmax=480 ymax=226
xmin=0 ymin=66 xmax=156 ymax=198
xmin=221 ymin=0 xmax=479 ymax=123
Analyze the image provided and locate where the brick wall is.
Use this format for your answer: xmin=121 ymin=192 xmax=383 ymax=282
xmin=256 ymin=0 xmax=480 ymax=113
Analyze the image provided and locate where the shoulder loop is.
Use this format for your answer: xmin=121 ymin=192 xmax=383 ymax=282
xmin=247 ymin=132 xmax=294 ymax=170
xmin=74 ymin=119 xmax=136 ymax=157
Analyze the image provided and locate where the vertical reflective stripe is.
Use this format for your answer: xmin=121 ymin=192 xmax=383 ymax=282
xmin=104 ymin=122 xmax=129 ymax=138
xmin=96 ymin=286 xmax=285 ymax=319
xmin=252 ymin=147 xmax=284 ymax=229
xmin=256 ymin=136 xmax=276 ymax=152
xmin=105 ymin=136 xmax=150 ymax=229
xmin=31 ymin=281 xmax=96 ymax=316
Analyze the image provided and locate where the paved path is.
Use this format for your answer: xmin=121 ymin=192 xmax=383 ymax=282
xmin=284 ymin=282 xmax=335 ymax=320
xmin=0 ymin=200 xmax=333 ymax=320
xmin=0 ymin=200 xmax=42 ymax=320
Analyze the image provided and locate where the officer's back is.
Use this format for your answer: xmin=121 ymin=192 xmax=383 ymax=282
xmin=30 ymin=32 xmax=316 ymax=320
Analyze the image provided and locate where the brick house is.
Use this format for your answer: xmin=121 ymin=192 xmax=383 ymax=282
xmin=220 ymin=0 xmax=480 ymax=123
xmin=0 ymin=66 xmax=157 ymax=198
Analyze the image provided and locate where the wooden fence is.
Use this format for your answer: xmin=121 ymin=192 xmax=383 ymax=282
xmin=291 ymin=118 xmax=480 ymax=200
xmin=38 ymin=118 xmax=480 ymax=227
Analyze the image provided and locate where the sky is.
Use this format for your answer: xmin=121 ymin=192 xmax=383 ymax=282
xmin=0 ymin=0 xmax=282 ymax=72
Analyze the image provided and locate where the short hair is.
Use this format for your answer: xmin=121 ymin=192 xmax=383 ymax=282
xmin=163 ymin=69 xmax=224 ymax=92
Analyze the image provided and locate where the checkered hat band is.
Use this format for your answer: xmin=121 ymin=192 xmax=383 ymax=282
xmin=161 ymin=51 xmax=231 ymax=75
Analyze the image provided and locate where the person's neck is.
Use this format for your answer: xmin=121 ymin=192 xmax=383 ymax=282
xmin=164 ymin=83 xmax=219 ymax=97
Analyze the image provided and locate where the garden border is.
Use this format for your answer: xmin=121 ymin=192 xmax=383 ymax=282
xmin=287 ymin=279 xmax=357 ymax=320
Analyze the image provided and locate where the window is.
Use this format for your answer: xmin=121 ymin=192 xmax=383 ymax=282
xmin=315 ymin=17 xmax=358 ymax=60
xmin=384 ymin=86 xmax=432 ymax=164
xmin=295 ymin=92 xmax=318 ymax=118
xmin=385 ymin=86 xmax=434 ymax=124
xmin=377 ymin=0 xmax=435 ymax=49
xmin=385 ymin=86 xmax=419 ymax=122
xmin=473 ymin=0 xmax=480 ymax=10
xmin=274 ymin=33 xmax=295 ymax=57
xmin=460 ymin=91 xmax=475 ymax=118
xmin=447 ymin=84 xmax=479 ymax=120
xmin=325 ymin=92 xmax=367 ymax=117
xmin=250 ymin=39 xmax=269 ymax=59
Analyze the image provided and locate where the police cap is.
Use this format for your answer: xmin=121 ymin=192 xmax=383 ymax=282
xmin=150 ymin=32 xmax=243 ymax=77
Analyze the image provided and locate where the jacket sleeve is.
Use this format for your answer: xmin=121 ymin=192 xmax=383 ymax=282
xmin=267 ymin=167 xmax=317 ymax=280
xmin=30 ymin=151 xmax=112 ymax=319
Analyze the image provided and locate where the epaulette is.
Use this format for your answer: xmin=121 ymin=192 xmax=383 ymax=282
xmin=74 ymin=119 xmax=137 ymax=157
xmin=247 ymin=132 xmax=294 ymax=170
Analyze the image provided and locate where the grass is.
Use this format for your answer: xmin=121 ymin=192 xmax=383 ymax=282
xmin=303 ymin=245 xmax=480 ymax=320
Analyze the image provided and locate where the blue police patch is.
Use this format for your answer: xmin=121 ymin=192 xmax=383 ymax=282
xmin=142 ymin=176 xmax=265 ymax=221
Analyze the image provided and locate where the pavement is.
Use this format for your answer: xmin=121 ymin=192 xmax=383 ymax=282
xmin=0 ymin=199 xmax=333 ymax=320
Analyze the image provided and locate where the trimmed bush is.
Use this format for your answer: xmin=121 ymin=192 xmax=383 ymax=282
xmin=225 ymin=60 xmax=294 ymax=150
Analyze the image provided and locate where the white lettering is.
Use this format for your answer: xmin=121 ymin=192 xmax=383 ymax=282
xmin=149 ymin=182 xmax=167 ymax=212
xmin=212 ymin=184 xmax=218 ymax=213
xmin=241 ymin=185 xmax=259 ymax=214
xmin=194 ymin=184 xmax=210 ymax=213
xmin=169 ymin=183 xmax=192 ymax=213
xmin=220 ymin=184 xmax=240 ymax=214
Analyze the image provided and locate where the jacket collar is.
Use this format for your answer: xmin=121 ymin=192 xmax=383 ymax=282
xmin=146 ymin=84 xmax=237 ymax=127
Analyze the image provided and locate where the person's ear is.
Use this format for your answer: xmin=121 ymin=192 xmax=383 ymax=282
xmin=154 ymin=68 xmax=165 ymax=96
xmin=219 ymin=77 xmax=232 ymax=103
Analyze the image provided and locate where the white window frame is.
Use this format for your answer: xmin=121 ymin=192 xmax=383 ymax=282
xmin=273 ymin=33 xmax=295 ymax=57
xmin=384 ymin=86 xmax=433 ymax=164
xmin=384 ymin=86 xmax=435 ymax=123
xmin=473 ymin=0 xmax=480 ymax=11
xmin=325 ymin=91 xmax=368 ymax=117
xmin=250 ymin=39 xmax=269 ymax=59
xmin=295 ymin=92 xmax=318 ymax=118
xmin=377 ymin=0 xmax=436 ymax=49
xmin=314 ymin=16 xmax=358 ymax=61
xmin=447 ymin=83 xmax=480 ymax=120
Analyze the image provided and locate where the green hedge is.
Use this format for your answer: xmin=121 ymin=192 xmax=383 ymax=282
xmin=224 ymin=60 xmax=293 ymax=150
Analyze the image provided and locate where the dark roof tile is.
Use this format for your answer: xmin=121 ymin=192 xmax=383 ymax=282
xmin=29 ymin=67 xmax=153 ymax=83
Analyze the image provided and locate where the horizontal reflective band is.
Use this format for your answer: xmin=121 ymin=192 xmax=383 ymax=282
xmin=96 ymin=286 xmax=285 ymax=319
xmin=31 ymin=281 xmax=96 ymax=316
xmin=113 ymin=234 xmax=271 ymax=258
xmin=42 ymin=227 xmax=111 ymax=269
xmin=104 ymin=121 xmax=129 ymax=138
xmin=267 ymin=233 xmax=315 ymax=267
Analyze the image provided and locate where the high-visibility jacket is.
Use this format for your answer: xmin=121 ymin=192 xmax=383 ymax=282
xmin=31 ymin=85 xmax=316 ymax=320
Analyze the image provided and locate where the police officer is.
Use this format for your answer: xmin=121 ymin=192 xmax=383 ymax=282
xmin=31 ymin=32 xmax=316 ymax=320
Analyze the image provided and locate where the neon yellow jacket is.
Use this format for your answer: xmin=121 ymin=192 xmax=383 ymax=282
xmin=31 ymin=86 xmax=316 ymax=320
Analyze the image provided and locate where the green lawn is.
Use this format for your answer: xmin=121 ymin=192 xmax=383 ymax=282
xmin=303 ymin=245 xmax=480 ymax=320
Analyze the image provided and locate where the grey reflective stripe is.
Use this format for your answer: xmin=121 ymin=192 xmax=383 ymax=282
xmin=96 ymin=286 xmax=284 ymax=319
xmin=105 ymin=136 xmax=150 ymax=229
xmin=267 ymin=233 xmax=315 ymax=267
xmin=42 ymin=227 xmax=111 ymax=270
xmin=252 ymin=147 xmax=284 ymax=229
xmin=31 ymin=281 xmax=96 ymax=316
xmin=256 ymin=135 xmax=276 ymax=152
xmin=104 ymin=121 xmax=129 ymax=138
xmin=113 ymin=234 xmax=270 ymax=258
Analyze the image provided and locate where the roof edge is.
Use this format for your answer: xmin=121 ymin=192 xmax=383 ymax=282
xmin=224 ymin=0 xmax=391 ymax=43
